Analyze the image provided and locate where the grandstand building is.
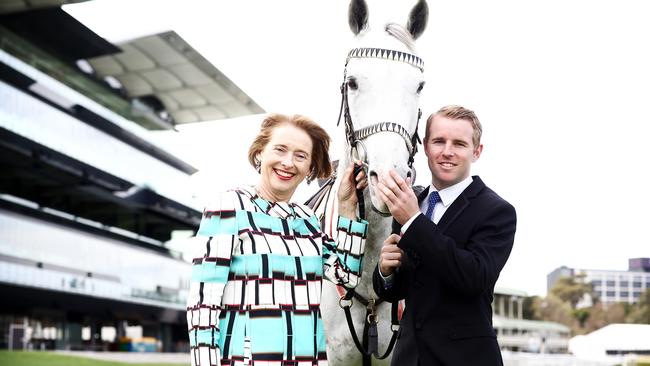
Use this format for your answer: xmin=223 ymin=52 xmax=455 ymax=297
xmin=0 ymin=2 xmax=262 ymax=351
xmin=493 ymin=287 xmax=571 ymax=353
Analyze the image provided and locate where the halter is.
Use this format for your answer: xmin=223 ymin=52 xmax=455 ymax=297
xmin=337 ymin=47 xmax=424 ymax=169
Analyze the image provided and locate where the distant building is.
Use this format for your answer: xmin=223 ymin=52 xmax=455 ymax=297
xmin=493 ymin=287 xmax=571 ymax=353
xmin=547 ymin=258 xmax=650 ymax=305
xmin=547 ymin=266 xmax=575 ymax=294
xmin=629 ymin=258 xmax=650 ymax=272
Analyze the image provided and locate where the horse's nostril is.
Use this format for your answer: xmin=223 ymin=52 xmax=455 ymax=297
xmin=406 ymin=171 xmax=412 ymax=179
xmin=369 ymin=171 xmax=378 ymax=186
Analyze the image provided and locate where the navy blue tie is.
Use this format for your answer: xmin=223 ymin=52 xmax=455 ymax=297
xmin=425 ymin=191 xmax=441 ymax=220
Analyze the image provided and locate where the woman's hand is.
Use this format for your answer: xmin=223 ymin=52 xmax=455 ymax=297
xmin=338 ymin=161 xmax=367 ymax=219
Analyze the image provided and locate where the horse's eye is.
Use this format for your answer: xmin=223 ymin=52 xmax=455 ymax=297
xmin=417 ymin=81 xmax=425 ymax=94
xmin=347 ymin=77 xmax=358 ymax=91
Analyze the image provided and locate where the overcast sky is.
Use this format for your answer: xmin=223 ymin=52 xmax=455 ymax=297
xmin=65 ymin=0 xmax=650 ymax=296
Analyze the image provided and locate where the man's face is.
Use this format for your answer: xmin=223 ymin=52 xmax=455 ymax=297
xmin=424 ymin=115 xmax=483 ymax=190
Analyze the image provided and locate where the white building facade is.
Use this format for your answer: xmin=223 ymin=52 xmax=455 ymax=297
xmin=493 ymin=287 xmax=571 ymax=353
xmin=548 ymin=258 xmax=650 ymax=305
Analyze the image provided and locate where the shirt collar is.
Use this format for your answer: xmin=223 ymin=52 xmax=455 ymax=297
xmin=428 ymin=175 xmax=473 ymax=207
xmin=237 ymin=185 xmax=296 ymax=219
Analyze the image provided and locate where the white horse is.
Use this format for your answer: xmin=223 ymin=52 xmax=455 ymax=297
xmin=309 ymin=1 xmax=429 ymax=365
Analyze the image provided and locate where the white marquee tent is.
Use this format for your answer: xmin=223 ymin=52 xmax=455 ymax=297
xmin=569 ymin=324 xmax=650 ymax=360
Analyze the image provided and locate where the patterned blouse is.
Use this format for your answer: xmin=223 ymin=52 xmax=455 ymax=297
xmin=186 ymin=186 xmax=368 ymax=366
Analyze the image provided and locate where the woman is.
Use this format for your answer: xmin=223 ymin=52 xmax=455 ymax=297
xmin=186 ymin=113 xmax=367 ymax=366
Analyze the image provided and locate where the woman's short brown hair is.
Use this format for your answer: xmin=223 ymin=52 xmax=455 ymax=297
xmin=248 ymin=113 xmax=332 ymax=182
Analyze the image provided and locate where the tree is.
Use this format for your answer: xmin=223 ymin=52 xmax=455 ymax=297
xmin=531 ymin=294 xmax=575 ymax=328
xmin=584 ymin=302 xmax=627 ymax=332
xmin=530 ymin=279 xmax=649 ymax=335
xmin=627 ymin=288 xmax=650 ymax=324
xmin=573 ymin=308 xmax=590 ymax=328
xmin=550 ymin=275 xmax=593 ymax=308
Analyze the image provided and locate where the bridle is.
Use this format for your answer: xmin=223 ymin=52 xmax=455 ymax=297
xmin=337 ymin=47 xmax=424 ymax=172
xmin=334 ymin=46 xmax=425 ymax=365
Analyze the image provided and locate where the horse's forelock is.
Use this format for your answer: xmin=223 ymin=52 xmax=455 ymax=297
xmin=384 ymin=23 xmax=417 ymax=53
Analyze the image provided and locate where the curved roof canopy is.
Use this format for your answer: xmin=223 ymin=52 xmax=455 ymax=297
xmin=85 ymin=31 xmax=264 ymax=125
xmin=2 ymin=2 xmax=264 ymax=127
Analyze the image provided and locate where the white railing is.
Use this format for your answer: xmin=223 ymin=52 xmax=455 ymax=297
xmin=0 ymin=208 xmax=190 ymax=310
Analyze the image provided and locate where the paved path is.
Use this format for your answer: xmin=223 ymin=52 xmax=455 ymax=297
xmin=55 ymin=351 xmax=189 ymax=364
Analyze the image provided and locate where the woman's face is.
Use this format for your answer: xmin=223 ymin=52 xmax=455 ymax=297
xmin=257 ymin=123 xmax=313 ymax=202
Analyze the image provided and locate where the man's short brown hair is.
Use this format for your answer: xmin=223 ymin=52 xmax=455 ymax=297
xmin=425 ymin=105 xmax=483 ymax=147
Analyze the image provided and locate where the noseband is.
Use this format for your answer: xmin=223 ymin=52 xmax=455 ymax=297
xmin=337 ymin=47 xmax=424 ymax=168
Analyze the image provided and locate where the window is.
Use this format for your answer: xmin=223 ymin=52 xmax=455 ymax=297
xmin=606 ymin=291 xmax=616 ymax=297
xmin=606 ymin=281 xmax=616 ymax=287
xmin=633 ymin=282 xmax=642 ymax=288
xmin=592 ymin=280 xmax=602 ymax=286
xmin=621 ymin=292 xmax=629 ymax=298
xmin=620 ymin=281 xmax=629 ymax=287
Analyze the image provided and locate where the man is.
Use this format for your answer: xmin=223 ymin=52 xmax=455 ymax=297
xmin=372 ymin=105 xmax=516 ymax=365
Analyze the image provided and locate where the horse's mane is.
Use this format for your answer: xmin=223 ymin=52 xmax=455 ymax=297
xmin=384 ymin=23 xmax=417 ymax=53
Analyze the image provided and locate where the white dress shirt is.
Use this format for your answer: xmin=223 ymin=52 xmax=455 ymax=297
xmin=380 ymin=175 xmax=474 ymax=284
xmin=401 ymin=175 xmax=474 ymax=232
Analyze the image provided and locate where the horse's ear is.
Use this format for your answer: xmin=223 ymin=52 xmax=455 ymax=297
xmin=407 ymin=0 xmax=428 ymax=40
xmin=348 ymin=0 xmax=368 ymax=35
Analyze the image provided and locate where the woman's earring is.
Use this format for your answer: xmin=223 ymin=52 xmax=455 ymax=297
xmin=306 ymin=170 xmax=316 ymax=185
xmin=255 ymin=159 xmax=261 ymax=173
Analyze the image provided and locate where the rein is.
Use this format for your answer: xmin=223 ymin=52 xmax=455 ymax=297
xmin=304 ymin=168 xmax=403 ymax=366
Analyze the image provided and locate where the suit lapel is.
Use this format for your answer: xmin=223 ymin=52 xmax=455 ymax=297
xmin=391 ymin=178 xmax=486 ymax=233
xmin=437 ymin=176 xmax=485 ymax=232
xmin=417 ymin=186 xmax=430 ymax=203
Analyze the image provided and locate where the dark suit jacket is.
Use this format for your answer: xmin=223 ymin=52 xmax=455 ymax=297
xmin=372 ymin=176 xmax=516 ymax=366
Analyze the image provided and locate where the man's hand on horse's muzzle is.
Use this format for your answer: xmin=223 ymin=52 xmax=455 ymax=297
xmin=377 ymin=169 xmax=420 ymax=224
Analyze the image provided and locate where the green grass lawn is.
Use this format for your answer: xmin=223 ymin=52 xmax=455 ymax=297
xmin=0 ymin=351 xmax=185 ymax=366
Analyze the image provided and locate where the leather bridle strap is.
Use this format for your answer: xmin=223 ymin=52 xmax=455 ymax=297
xmin=354 ymin=121 xmax=416 ymax=158
xmin=338 ymin=287 xmax=400 ymax=365
xmin=346 ymin=47 xmax=424 ymax=72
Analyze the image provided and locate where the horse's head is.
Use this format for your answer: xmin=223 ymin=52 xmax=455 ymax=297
xmin=342 ymin=0 xmax=428 ymax=215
